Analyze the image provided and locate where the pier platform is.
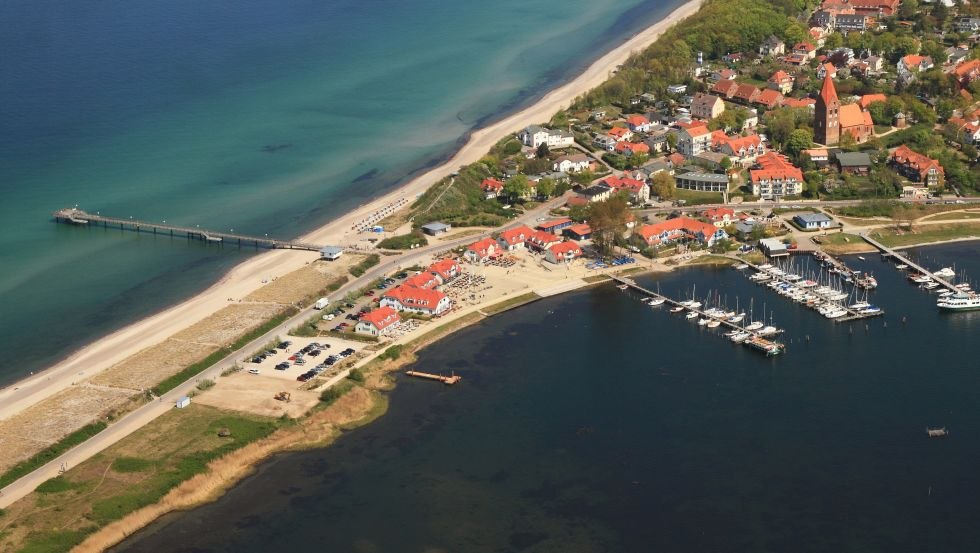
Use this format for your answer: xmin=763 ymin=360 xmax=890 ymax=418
xmin=861 ymin=234 xmax=961 ymax=295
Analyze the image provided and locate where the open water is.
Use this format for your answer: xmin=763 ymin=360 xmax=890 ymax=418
xmin=0 ymin=0 xmax=680 ymax=384
xmin=115 ymin=242 xmax=980 ymax=552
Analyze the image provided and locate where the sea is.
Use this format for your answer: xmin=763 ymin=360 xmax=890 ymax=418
xmin=114 ymin=242 xmax=980 ymax=552
xmin=0 ymin=0 xmax=682 ymax=386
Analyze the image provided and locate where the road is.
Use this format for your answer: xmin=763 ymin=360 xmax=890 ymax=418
xmin=634 ymin=197 xmax=980 ymax=217
xmin=0 ymin=195 xmax=566 ymax=508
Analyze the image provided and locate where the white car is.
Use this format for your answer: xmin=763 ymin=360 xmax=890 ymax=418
xmin=248 ymin=368 xmax=260 ymax=375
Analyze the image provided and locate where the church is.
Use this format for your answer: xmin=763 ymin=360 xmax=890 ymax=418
xmin=813 ymin=73 xmax=873 ymax=146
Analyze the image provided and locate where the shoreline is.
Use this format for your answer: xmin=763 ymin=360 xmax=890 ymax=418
xmin=0 ymin=0 xmax=705 ymax=418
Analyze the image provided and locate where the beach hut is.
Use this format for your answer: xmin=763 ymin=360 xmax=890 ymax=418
xmin=320 ymin=246 xmax=344 ymax=260
xmin=421 ymin=222 xmax=451 ymax=236
xmin=175 ymin=396 xmax=191 ymax=409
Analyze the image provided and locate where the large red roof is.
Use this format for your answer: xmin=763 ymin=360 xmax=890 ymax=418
xmin=750 ymin=152 xmax=803 ymax=183
xmin=359 ymin=306 xmax=400 ymax=330
xmin=383 ymin=285 xmax=447 ymax=307
xmin=499 ymin=225 xmax=535 ymax=246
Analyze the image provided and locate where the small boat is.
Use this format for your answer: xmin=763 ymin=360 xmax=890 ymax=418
xmin=617 ymin=284 xmax=629 ymax=290
xmin=758 ymin=326 xmax=779 ymax=336
xmin=729 ymin=331 xmax=751 ymax=343
xmin=688 ymin=301 xmax=702 ymax=308
xmin=857 ymin=256 xmax=866 ymax=260
xmin=697 ymin=318 xmax=709 ymax=326
xmin=849 ymin=301 xmax=870 ymax=310
xmin=859 ymin=306 xmax=882 ymax=315
xmin=686 ymin=311 xmax=699 ymax=320
xmin=745 ymin=321 xmax=764 ymax=331
xmin=933 ymin=267 xmax=956 ymax=278
xmin=927 ymin=427 xmax=948 ymax=438
xmin=955 ymin=283 xmax=972 ymax=290
xmin=670 ymin=306 xmax=685 ymax=313
xmin=648 ymin=297 xmax=666 ymax=306
xmin=706 ymin=319 xmax=721 ymax=328
xmin=922 ymin=282 xmax=940 ymax=290
xmin=728 ymin=313 xmax=746 ymax=324
xmin=895 ymin=264 xmax=908 ymax=270
xmin=734 ymin=263 xmax=749 ymax=270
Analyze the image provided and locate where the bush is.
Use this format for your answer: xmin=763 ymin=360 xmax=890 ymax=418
xmin=379 ymin=344 xmax=404 ymax=361
xmin=347 ymin=368 xmax=365 ymax=383
xmin=377 ymin=231 xmax=427 ymax=250
xmin=196 ymin=379 xmax=215 ymax=391
xmin=320 ymin=381 xmax=354 ymax=406
xmin=36 ymin=476 xmax=82 ymax=494
xmin=350 ymin=254 xmax=381 ymax=277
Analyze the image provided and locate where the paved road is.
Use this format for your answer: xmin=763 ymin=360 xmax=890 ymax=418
xmin=0 ymin=195 xmax=566 ymax=508
xmin=635 ymin=197 xmax=980 ymax=217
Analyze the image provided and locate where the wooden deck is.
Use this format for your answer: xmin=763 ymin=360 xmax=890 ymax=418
xmin=52 ymin=208 xmax=324 ymax=251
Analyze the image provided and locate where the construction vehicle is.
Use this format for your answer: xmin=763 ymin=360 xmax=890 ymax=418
xmin=274 ymin=391 xmax=291 ymax=402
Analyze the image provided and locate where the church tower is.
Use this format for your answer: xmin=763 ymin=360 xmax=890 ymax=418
xmin=814 ymin=73 xmax=840 ymax=146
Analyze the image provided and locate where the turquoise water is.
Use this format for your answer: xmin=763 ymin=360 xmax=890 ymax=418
xmin=113 ymin=243 xmax=980 ymax=552
xmin=0 ymin=0 xmax=680 ymax=384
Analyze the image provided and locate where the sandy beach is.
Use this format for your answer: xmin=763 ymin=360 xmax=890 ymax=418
xmin=0 ymin=0 xmax=703 ymax=420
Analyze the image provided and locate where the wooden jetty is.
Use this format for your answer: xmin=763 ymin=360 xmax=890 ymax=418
xmin=610 ymin=275 xmax=785 ymax=355
xmin=861 ymin=234 xmax=961 ymax=295
xmin=735 ymin=258 xmax=883 ymax=323
xmin=52 ymin=207 xmax=324 ymax=251
xmin=405 ymin=370 xmax=461 ymax=385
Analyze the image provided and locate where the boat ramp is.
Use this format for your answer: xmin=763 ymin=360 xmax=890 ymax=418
xmin=611 ymin=276 xmax=785 ymax=356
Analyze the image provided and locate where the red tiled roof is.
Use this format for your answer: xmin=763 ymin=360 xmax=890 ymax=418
xmin=750 ymin=152 xmax=803 ymax=183
xmin=565 ymin=223 xmax=592 ymax=236
xmin=768 ymin=70 xmax=792 ymax=83
xmin=603 ymin=175 xmax=647 ymax=192
xmin=891 ymin=145 xmax=944 ymax=179
xmin=626 ymin=115 xmax=650 ymax=126
xmin=607 ymin=126 xmax=631 ymax=139
xmin=734 ymin=84 xmax=760 ymax=101
xmin=403 ymin=272 xmax=440 ymax=290
xmin=528 ymin=230 xmax=561 ymax=246
xmin=901 ymin=54 xmax=926 ymax=68
xmin=756 ymin=89 xmax=783 ymax=108
xmin=711 ymin=79 xmax=739 ymax=97
xmin=637 ymin=217 xmax=719 ymax=244
xmin=548 ymin=241 xmax=583 ymax=257
xmin=538 ymin=218 xmax=572 ymax=230
xmin=428 ymin=258 xmax=459 ymax=280
xmin=499 ymin=225 xmax=535 ymax=246
xmin=383 ymin=285 xmax=448 ymax=308
xmin=858 ymin=93 xmax=887 ymax=109
xmin=954 ymin=59 xmax=980 ymax=78
xmin=704 ymin=207 xmax=735 ymax=220
xmin=819 ymin=73 xmax=839 ymax=106
xmin=793 ymin=41 xmax=816 ymax=52
xmin=468 ymin=237 xmax=497 ymax=255
xmin=781 ymin=97 xmax=815 ymax=109
xmin=481 ymin=178 xmax=503 ymax=192
xmin=615 ymin=141 xmax=651 ymax=154
xmin=839 ymin=103 xmax=873 ymax=129
xmin=359 ymin=306 xmax=400 ymax=330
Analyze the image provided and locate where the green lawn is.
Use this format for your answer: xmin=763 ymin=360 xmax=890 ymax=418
xmin=873 ymin=223 xmax=980 ymax=247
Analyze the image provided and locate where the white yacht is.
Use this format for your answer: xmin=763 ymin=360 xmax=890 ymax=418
xmin=648 ymin=297 xmax=666 ymax=306
xmin=745 ymin=321 xmax=764 ymax=331
xmin=937 ymin=293 xmax=980 ymax=311
xmin=933 ymin=267 xmax=956 ymax=278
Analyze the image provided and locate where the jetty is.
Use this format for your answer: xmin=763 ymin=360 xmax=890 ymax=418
xmin=405 ymin=371 xmax=462 ymax=385
xmin=52 ymin=207 xmax=324 ymax=251
xmin=861 ymin=234 xmax=961 ymax=295
xmin=736 ymin=258 xmax=883 ymax=322
xmin=611 ymin=275 xmax=785 ymax=355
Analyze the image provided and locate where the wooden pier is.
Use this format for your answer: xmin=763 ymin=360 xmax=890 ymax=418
xmin=610 ymin=275 xmax=785 ymax=355
xmin=735 ymin=258 xmax=883 ymax=323
xmin=405 ymin=371 xmax=461 ymax=385
xmin=861 ymin=234 xmax=961 ymax=294
xmin=52 ymin=208 xmax=325 ymax=251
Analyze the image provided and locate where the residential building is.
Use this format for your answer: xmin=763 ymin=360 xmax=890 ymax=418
xmin=464 ymin=237 xmax=500 ymax=262
xmin=544 ymin=241 xmax=584 ymax=264
xmin=703 ymin=207 xmax=736 ymax=227
xmin=716 ymin=133 xmax=765 ymax=163
xmin=759 ymin=238 xmax=789 ymax=258
xmin=803 ymin=148 xmax=830 ymax=167
xmin=889 ymin=145 xmax=944 ymax=187
xmin=636 ymin=217 xmax=729 ymax=247
xmin=593 ymin=134 xmax=618 ymax=151
xmin=527 ymin=230 xmax=562 ymax=251
xmin=733 ymin=83 xmax=761 ymax=104
xmin=538 ymin=218 xmax=573 ymax=233
xmin=819 ymin=0 xmax=899 ymax=16
xmin=553 ymin=153 xmax=594 ymax=173
xmin=675 ymin=171 xmax=729 ymax=192
xmin=497 ymin=225 xmax=535 ymax=251
xmin=817 ymin=62 xmax=837 ymax=80
xmin=794 ymin=213 xmax=835 ymax=230
xmin=615 ymin=141 xmax=651 ymax=157
xmin=644 ymin=124 xmax=672 ymax=153
xmin=835 ymin=151 xmax=872 ymax=174
xmin=675 ymin=124 xmax=713 ymax=157
xmin=836 ymin=13 xmax=871 ymax=32
xmin=355 ymin=306 xmax=401 ymax=336
xmin=953 ymin=59 xmax=980 ymax=87
xmin=711 ymin=79 xmax=739 ymax=99
xmin=428 ymin=258 xmax=460 ymax=284
xmin=518 ymin=125 xmax=574 ymax=149
xmin=755 ymin=89 xmax=783 ymax=109
xmin=897 ymin=55 xmax=934 ymax=85
xmin=710 ymin=68 xmax=738 ymax=82
xmin=666 ymin=84 xmax=688 ymax=94
xmin=563 ymin=224 xmax=592 ymax=240
xmin=793 ymin=41 xmax=817 ymax=59
xmin=481 ymin=178 xmax=504 ymax=199
xmin=750 ymin=152 xmax=803 ymax=199
xmin=767 ymin=70 xmax=795 ymax=94
xmin=759 ymin=35 xmax=785 ymax=57
xmin=602 ymin=176 xmax=650 ymax=204
xmin=690 ymin=93 xmax=725 ymax=120
xmin=954 ymin=17 xmax=980 ymax=33
xmin=403 ymin=271 xmax=440 ymax=290
xmin=735 ymin=221 xmax=759 ymax=239
xmin=626 ymin=115 xmax=653 ymax=132
xmin=380 ymin=286 xmax=451 ymax=316
xmin=576 ymin=183 xmax=614 ymax=203
xmin=607 ymin=126 xmax=633 ymax=142
xmin=781 ymin=97 xmax=816 ymax=110
xmin=839 ymin=103 xmax=874 ymax=143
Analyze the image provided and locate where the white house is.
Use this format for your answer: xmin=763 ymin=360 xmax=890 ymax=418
xmin=897 ymin=55 xmax=934 ymax=85
xmin=544 ymin=241 xmax=583 ymax=264
xmin=552 ymin=153 xmax=594 ymax=173
xmin=355 ymin=306 xmax=401 ymax=336
xmin=464 ymin=237 xmax=500 ymax=262
xmin=380 ymin=286 xmax=451 ymax=316
xmin=793 ymin=213 xmax=834 ymax=230
xmin=675 ymin=124 xmax=712 ymax=157
xmin=518 ymin=125 xmax=575 ymax=149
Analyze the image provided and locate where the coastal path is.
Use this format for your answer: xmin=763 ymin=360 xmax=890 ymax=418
xmin=0 ymin=196 xmax=568 ymax=508
xmin=860 ymin=234 xmax=961 ymax=294
xmin=53 ymin=208 xmax=326 ymax=251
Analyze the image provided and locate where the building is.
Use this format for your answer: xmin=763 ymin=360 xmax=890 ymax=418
xmin=626 ymin=115 xmax=653 ymax=132
xmin=819 ymin=0 xmax=899 ymax=17
xmin=577 ymin=183 xmax=614 ymax=203
xmin=544 ymin=241 xmax=584 ymax=264
xmin=711 ymin=68 xmax=738 ymax=82
xmin=675 ymin=124 xmax=712 ymax=157
xmin=835 ymin=151 xmax=872 ymax=174
xmin=428 ymin=258 xmax=460 ymax=283
xmin=735 ymin=221 xmax=759 ymax=240
xmin=755 ymin=89 xmax=784 ymax=110
xmin=420 ymin=222 xmax=451 ymax=236
xmin=793 ymin=41 xmax=817 ymax=59
xmin=603 ymin=176 xmax=650 ymax=204
xmin=733 ymin=83 xmax=761 ymax=104
xmin=497 ymin=225 xmax=535 ymax=251
xmin=817 ymin=63 xmax=837 ymax=80
xmin=803 ymin=148 xmax=830 ymax=167
xmin=759 ymin=35 xmax=786 ymax=57
xmin=767 ymin=70 xmax=795 ymax=94
xmin=636 ymin=217 xmax=729 ymax=247
xmin=838 ymin=103 xmax=874 ymax=144
xmin=690 ymin=93 xmax=725 ymax=120
xmin=403 ymin=271 xmax=440 ymax=290
xmin=355 ymin=306 xmax=401 ymax=336
xmin=553 ymin=153 xmax=594 ymax=173
xmin=815 ymin=73 xmax=871 ymax=145
xmin=563 ymin=223 xmax=592 ymax=240
xmin=518 ymin=125 xmax=575 ymax=149
xmin=711 ymin=79 xmax=739 ymax=99
xmin=175 ymin=396 xmax=191 ymax=409
xmin=704 ymin=207 xmax=736 ymax=227
xmin=897 ymin=55 xmax=934 ymax=85
xmin=889 ymin=145 xmax=944 ymax=187
xmin=464 ymin=237 xmax=500 ymax=262
xmin=675 ymin=171 xmax=729 ymax=192
xmin=615 ymin=141 xmax=651 ymax=157
xmin=716 ymin=133 xmax=765 ymax=163
xmin=319 ymin=246 xmax=344 ymax=260
xmin=858 ymin=93 xmax=887 ymax=109
xmin=793 ymin=213 xmax=835 ymax=230
xmin=607 ymin=126 xmax=633 ymax=142
xmin=759 ymin=238 xmax=789 ymax=258
xmin=481 ymin=178 xmax=504 ymax=199
xmin=527 ymin=230 xmax=562 ymax=251
xmin=593 ymin=134 xmax=618 ymax=151
xmin=380 ymin=285 xmax=451 ymax=316
xmin=750 ymin=152 xmax=803 ymax=199
xmin=953 ymin=59 xmax=980 ymax=87
xmin=666 ymin=84 xmax=688 ymax=95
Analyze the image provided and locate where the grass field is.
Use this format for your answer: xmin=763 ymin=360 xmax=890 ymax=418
xmin=673 ymin=188 xmax=723 ymax=206
xmin=873 ymin=222 xmax=980 ymax=248
xmin=923 ymin=211 xmax=980 ymax=221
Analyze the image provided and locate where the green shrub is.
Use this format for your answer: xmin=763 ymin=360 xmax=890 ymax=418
xmin=379 ymin=344 xmax=404 ymax=361
xmin=320 ymin=381 xmax=354 ymax=406
xmin=350 ymin=254 xmax=381 ymax=277
xmin=36 ymin=476 xmax=82 ymax=494
xmin=196 ymin=379 xmax=215 ymax=391
xmin=0 ymin=422 xmax=107 ymax=489
xmin=377 ymin=231 xmax=427 ymax=250
xmin=111 ymin=456 xmax=155 ymax=473
xmin=347 ymin=368 xmax=365 ymax=383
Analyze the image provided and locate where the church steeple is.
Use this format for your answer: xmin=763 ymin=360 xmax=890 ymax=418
xmin=814 ymin=72 xmax=840 ymax=146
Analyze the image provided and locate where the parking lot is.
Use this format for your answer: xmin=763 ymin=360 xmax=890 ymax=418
xmin=242 ymin=336 xmax=365 ymax=384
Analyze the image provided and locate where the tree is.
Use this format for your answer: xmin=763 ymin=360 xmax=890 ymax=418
xmin=824 ymin=32 xmax=844 ymax=50
xmin=838 ymin=131 xmax=857 ymax=151
xmin=537 ymin=177 xmax=556 ymax=198
xmin=650 ymin=172 xmax=677 ymax=200
xmin=536 ymin=142 xmax=550 ymax=159
xmin=786 ymin=128 xmax=813 ymax=157
xmin=868 ymin=101 xmax=889 ymax=126
xmin=720 ymin=156 xmax=733 ymax=171
xmin=587 ymin=194 xmax=630 ymax=256
xmin=899 ymin=0 xmax=918 ymax=19
xmin=502 ymin=140 xmax=522 ymax=156
xmin=503 ymin=175 xmax=530 ymax=202
xmin=936 ymin=99 xmax=955 ymax=121
xmin=666 ymin=132 xmax=677 ymax=152
xmin=804 ymin=170 xmax=823 ymax=198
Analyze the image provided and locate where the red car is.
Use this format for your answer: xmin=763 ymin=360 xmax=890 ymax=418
xmin=365 ymin=291 xmax=375 ymax=296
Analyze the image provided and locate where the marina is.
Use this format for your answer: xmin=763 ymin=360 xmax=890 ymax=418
xmin=612 ymin=276 xmax=785 ymax=356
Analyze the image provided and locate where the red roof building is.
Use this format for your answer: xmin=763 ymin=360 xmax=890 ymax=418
xmin=403 ymin=272 xmax=440 ymax=290
xmin=889 ymin=145 xmax=944 ymax=187
xmin=711 ymin=79 xmax=739 ymax=98
xmin=858 ymin=93 xmax=887 ymax=109
xmin=380 ymin=286 xmax=451 ymax=316
xmin=733 ymin=84 xmax=761 ymax=104
xmin=427 ymin=258 xmax=460 ymax=283
xmin=755 ymin=88 xmax=784 ymax=109
xmin=636 ymin=217 xmax=728 ymax=247
xmin=355 ymin=306 xmax=401 ymax=336
xmin=544 ymin=241 xmax=584 ymax=264
xmin=615 ymin=141 xmax=651 ymax=156
xmin=481 ymin=178 xmax=504 ymax=198
xmin=465 ymin=237 xmax=500 ymax=262
xmin=703 ymin=207 xmax=736 ymax=226
xmin=750 ymin=152 xmax=804 ymax=198
xmin=527 ymin=230 xmax=562 ymax=251
xmin=537 ymin=218 xmax=573 ymax=232
xmin=626 ymin=115 xmax=651 ymax=131
xmin=497 ymin=225 xmax=535 ymax=250
xmin=607 ymin=126 xmax=632 ymax=141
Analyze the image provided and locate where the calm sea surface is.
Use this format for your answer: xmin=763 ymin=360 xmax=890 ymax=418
xmin=115 ymin=243 xmax=980 ymax=552
xmin=0 ymin=0 xmax=679 ymax=384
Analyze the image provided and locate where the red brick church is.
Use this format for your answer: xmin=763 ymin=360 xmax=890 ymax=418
xmin=814 ymin=73 xmax=873 ymax=146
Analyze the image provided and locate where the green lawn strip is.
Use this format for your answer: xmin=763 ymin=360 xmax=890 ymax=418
xmin=349 ymin=254 xmax=381 ymax=277
xmin=0 ymin=422 xmax=107 ymax=489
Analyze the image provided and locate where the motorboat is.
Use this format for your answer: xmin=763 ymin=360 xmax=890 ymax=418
xmin=706 ymin=320 xmax=721 ymax=328
xmin=686 ymin=311 xmax=699 ymax=320
xmin=758 ymin=326 xmax=779 ymax=336
xmin=670 ymin=306 xmax=685 ymax=313
xmin=728 ymin=313 xmax=746 ymax=324
xmin=745 ymin=321 xmax=764 ymax=331
xmin=938 ymin=293 xmax=980 ymax=311
xmin=729 ymin=331 xmax=751 ymax=343
xmin=895 ymin=264 xmax=908 ymax=270
xmin=848 ymin=301 xmax=870 ymax=310
xmin=648 ymin=297 xmax=666 ymax=306
xmin=933 ymin=267 xmax=956 ymax=278
xmin=698 ymin=318 xmax=709 ymax=326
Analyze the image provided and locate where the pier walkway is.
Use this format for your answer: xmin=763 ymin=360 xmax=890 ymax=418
xmin=734 ymin=258 xmax=883 ymax=323
xmin=609 ymin=275 xmax=785 ymax=354
xmin=860 ymin=234 xmax=960 ymax=294
xmin=52 ymin=208 xmax=324 ymax=251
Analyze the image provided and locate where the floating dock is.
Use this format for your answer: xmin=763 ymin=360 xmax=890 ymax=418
xmin=861 ymin=234 xmax=962 ymax=295
xmin=611 ymin=276 xmax=785 ymax=355
xmin=405 ymin=371 xmax=461 ymax=385
xmin=52 ymin=207 xmax=325 ymax=251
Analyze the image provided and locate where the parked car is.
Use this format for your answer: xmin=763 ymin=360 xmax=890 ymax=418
xmin=275 ymin=362 xmax=290 ymax=370
xmin=251 ymin=357 xmax=263 ymax=364
xmin=248 ymin=368 xmax=260 ymax=375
